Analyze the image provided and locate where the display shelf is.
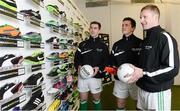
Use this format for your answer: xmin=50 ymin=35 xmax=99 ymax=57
xmin=24 ymin=82 xmax=45 ymax=89
xmin=50 ymin=11 xmax=60 ymax=17
xmin=0 ymin=37 xmax=24 ymax=48
xmin=32 ymin=0 xmax=44 ymax=8
xmin=59 ymin=28 xmax=68 ymax=34
xmin=32 ymin=83 xmax=46 ymax=94
xmin=47 ymin=73 xmax=68 ymax=82
xmin=58 ymin=0 xmax=64 ymax=6
xmin=0 ymin=0 xmax=89 ymax=110
xmin=21 ymin=14 xmax=44 ymax=28
xmin=29 ymin=17 xmax=45 ymax=28
xmin=47 ymin=85 xmax=65 ymax=96
xmin=31 ymin=63 xmax=45 ymax=72
xmin=69 ymin=98 xmax=80 ymax=110
xmin=0 ymin=5 xmax=24 ymax=21
xmin=60 ymin=16 xmax=67 ymax=23
xmin=50 ymin=26 xmax=60 ymax=33
xmin=0 ymin=93 xmax=26 ymax=111
xmin=49 ymin=59 xmax=68 ymax=66
xmin=29 ymin=42 xmax=44 ymax=49
xmin=68 ymin=95 xmax=79 ymax=106
xmin=35 ymin=102 xmax=46 ymax=111
xmin=0 ymin=66 xmax=25 ymax=80
xmin=51 ymin=44 xmax=60 ymax=49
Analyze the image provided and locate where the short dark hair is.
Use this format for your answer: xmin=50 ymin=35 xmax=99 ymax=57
xmin=90 ymin=21 xmax=101 ymax=29
xmin=123 ymin=17 xmax=136 ymax=28
xmin=141 ymin=4 xmax=160 ymax=19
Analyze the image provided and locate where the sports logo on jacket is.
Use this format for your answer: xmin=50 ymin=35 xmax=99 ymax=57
xmin=96 ymin=48 xmax=103 ymax=52
xmin=132 ymin=48 xmax=141 ymax=51
xmin=145 ymin=45 xmax=152 ymax=50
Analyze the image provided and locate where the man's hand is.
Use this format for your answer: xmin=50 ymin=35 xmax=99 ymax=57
xmin=93 ymin=67 xmax=99 ymax=76
xmin=128 ymin=65 xmax=143 ymax=84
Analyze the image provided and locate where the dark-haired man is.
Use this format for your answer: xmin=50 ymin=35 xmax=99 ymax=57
xmin=74 ymin=21 xmax=109 ymax=110
xmin=110 ymin=17 xmax=142 ymax=110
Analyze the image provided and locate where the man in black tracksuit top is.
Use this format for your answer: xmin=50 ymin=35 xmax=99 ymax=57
xmin=74 ymin=21 xmax=109 ymax=110
xmin=110 ymin=17 xmax=142 ymax=110
xmin=128 ymin=5 xmax=179 ymax=110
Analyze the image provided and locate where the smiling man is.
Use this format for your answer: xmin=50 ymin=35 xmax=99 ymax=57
xmin=128 ymin=4 xmax=179 ymax=110
xmin=74 ymin=21 xmax=109 ymax=110
xmin=110 ymin=17 xmax=142 ymax=110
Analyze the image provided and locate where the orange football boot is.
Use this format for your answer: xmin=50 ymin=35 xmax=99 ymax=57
xmin=59 ymin=52 xmax=68 ymax=59
xmin=0 ymin=24 xmax=21 ymax=38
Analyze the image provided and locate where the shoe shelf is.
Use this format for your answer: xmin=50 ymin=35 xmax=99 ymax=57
xmin=59 ymin=28 xmax=68 ymax=34
xmin=49 ymin=59 xmax=68 ymax=66
xmin=0 ymin=93 xmax=26 ymax=111
xmin=47 ymin=86 xmax=66 ymax=97
xmin=35 ymin=102 xmax=46 ymax=111
xmin=49 ymin=26 xmax=60 ymax=33
xmin=67 ymin=89 xmax=79 ymax=102
xmin=68 ymin=92 xmax=79 ymax=108
xmin=0 ymin=37 xmax=24 ymax=48
xmin=31 ymin=63 xmax=45 ymax=72
xmin=24 ymin=81 xmax=45 ymax=88
xmin=58 ymin=0 xmax=64 ymax=6
xmin=0 ymin=0 xmax=89 ymax=110
xmin=48 ymin=27 xmax=69 ymax=36
xmin=70 ymin=98 xmax=80 ymax=110
xmin=31 ymin=83 xmax=46 ymax=94
xmin=29 ymin=17 xmax=45 ymax=28
xmin=51 ymin=44 xmax=60 ymax=49
xmin=21 ymin=15 xmax=45 ymax=28
xmin=67 ymin=0 xmax=76 ymax=11
xmin=0 ymin=5 xmax=24 ymax=21
xmin=50 ymin=11 xmax=60 ymax=17
xmin=32 ymin=0 xmax=44 ymax=8
xmin=67 ymin=33 xmax=74 ymax=38
xmin=60 ymin=16 xmax=67 ymax=23
xmin=59 ymin=31 xmax=68 ymax=36
xmin=53 ymin=72 xmax=68 ymax=81
xmin=48 ymin=73 xmax=68 ymax=84
xmin=53 ymin=44 xmax=75 ymax=50
xmin=29 ymin=42 xmax=45 ymax=49
xmin=0 ymin=66 xmax=25 ymax=80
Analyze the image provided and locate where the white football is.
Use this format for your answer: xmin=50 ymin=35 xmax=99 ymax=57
xmin=80 ymin=65 xmax=94 ymax=79
xmin=117 ymin=63 xmax=134 ymax=83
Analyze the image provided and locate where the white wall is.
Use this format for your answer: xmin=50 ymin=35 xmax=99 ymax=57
xmin=74 ymin=0 xmax=180 ymax=85
xmin=110 ymin=4 xmax=166 ymax=44
xmin=167 ymin=4 xmax=180 ymax=85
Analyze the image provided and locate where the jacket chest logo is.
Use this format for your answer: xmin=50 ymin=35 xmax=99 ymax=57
xmin=131 ymin=48 xmax=141 ymax=51
xmin=145 ymin=45 xmax=152 ymax=50
xmin=96 ymin=48 xmax=103 ymax=52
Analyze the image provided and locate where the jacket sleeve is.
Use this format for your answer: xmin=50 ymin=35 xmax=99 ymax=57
xmin=74 ymin=43 xmax=83 ymax=70
xmin=143 ymin=32 xmax=179 ymax=84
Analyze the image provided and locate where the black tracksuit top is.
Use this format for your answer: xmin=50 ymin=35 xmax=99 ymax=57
xmin=110 ymin=34 xmax=142 ymax=80
xmin=74 ymin=36 xmax=109 ymax=78
xmin=137 ymin=26 xmax=179 ymax=92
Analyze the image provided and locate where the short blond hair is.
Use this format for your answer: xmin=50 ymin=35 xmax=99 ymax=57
xmin=141 ymin=4 xmax=160 ymax=19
